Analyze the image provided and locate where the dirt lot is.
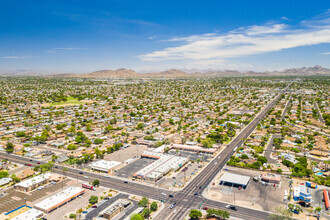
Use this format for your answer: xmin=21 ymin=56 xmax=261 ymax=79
xmin=104 ymin=144 xmax=149 ymax=162
xmin=205 ymin=166 xmax=290 ymax=212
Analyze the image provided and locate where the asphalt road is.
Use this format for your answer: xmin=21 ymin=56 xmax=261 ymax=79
xmin=0 ymin=83 xmax=292 ymax=220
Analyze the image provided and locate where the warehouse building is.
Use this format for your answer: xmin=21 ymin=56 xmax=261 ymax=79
xmin=219 ymin=173 xmax=250 ymax=189
xmin=89 ymin=160 xmax=121 ymax=174
xmin=34 ymin=186 xmax=85 ymax=213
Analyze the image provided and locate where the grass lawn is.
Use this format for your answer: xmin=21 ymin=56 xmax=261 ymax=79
xmin=47 ymin=97 xmax=88 ymax=106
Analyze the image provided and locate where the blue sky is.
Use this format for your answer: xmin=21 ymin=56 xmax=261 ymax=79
xmin=1 ymin=0 xmax=330 ymax=73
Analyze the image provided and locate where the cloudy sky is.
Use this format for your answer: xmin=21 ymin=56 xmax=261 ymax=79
xmin=1 ymin=0 xmax=330 ymax=73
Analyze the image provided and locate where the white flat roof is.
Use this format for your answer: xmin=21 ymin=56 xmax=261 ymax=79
xmin=0 ymin=177 xmax=12 ymax=186
xmin=219 ymin=173 xmax=250 ymax=186
xmin=34 ymin=186 xmax=84 ymax=212
xmin=15 ymin=173 xmax=51 ymax=188
xmin=90 ymin=160 xmax=121 ymax=171
xmin=11 ymin=208 xmax=43 ymax=220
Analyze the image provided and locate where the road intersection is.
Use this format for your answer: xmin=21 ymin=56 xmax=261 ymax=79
xmin=0 ymin=83 xmax=291 ymax=220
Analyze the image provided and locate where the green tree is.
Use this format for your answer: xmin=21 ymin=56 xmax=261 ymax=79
xmin=94 ymin=138 xmax=104 ymax=144
xmin=6 ymin=142 xmax=14 ymax=153
xmin=130 ymin=214 xmax=144 ymax=220
xmin=92 ymin=179 xmax=100 ymax=186
xmin=89 ymin=195 xmax=98 ymax=204
xmin=150 ymin=201 xmax=158 ymax=211
xmin=0 ymin=171 xmax=9 ymax=178
xmin=11 ymin=174 xmax=20 ymax=183
xmin=67 ymin=144 xmax=77 ymax=150
xmin=138 ymin=197 xmax=148 ymax=207
xmin=189 ymin=209 xmax=202 ymax=219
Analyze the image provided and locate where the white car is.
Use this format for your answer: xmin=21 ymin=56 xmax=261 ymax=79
xmin=83 ymin=176 xmax=89 ymax=179
xmin=173 ymin=209 xmax=176 ymax=214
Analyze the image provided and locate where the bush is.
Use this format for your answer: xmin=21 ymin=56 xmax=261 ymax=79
xmin=69 ymin=213 xmax=76 ymax=219
xmin=89 ymin=195 xmax=98 ymax=204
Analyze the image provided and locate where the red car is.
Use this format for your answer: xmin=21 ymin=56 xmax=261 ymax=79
xmin=28 ymin=164 xmax=32 ymax=166
xmin=203 ymin=207 xmax=209 ymax=210
xmin=37 ymin=162 xmax=40 ymax=164
xmin=92 ymin=205 xmax=97 ymax=208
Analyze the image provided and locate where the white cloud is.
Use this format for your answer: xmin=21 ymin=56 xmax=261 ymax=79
xmin=46 ymin=47 xmax=87 ymax=54
xmin=281 ymin=16 xmax=290 ymax=21
xmin=0 ymin=56 xmax=29 ymax=59
xmin=321 ymin=52 xmax=330 ymax=55
xmin=139 ymin=11 xmax=330 ymax=64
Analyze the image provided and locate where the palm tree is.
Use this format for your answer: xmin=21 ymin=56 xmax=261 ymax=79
xmin=310 ymin=161 xmax=318 ymax=172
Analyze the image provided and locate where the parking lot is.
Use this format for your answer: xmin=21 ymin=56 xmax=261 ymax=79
xmin=205 ymin=167 xmax=289 ymax=212
xmin=0 ymin=178 xmax=71 ymax=213
xmin=115 ymin=157 xmax=155 ymax=178
xmin=167 ymin=150 xmax=212 ymax=162
xmin=45 ymin=181 xmax=111 ymax=220
xmin=157 ymin=162 xmax=201 ymax=188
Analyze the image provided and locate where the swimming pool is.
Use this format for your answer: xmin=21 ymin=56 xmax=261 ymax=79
xmin=315 ymin=172 xmax=323 ymax=176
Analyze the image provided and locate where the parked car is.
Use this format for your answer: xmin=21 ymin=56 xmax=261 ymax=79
xmin=124 ymin=181 xmax=128 ymax=184
xmin=79 ymin=172 xmax=83 ymax=174
xmin=169 ymin=194 xmax=174 ymax=198
xmin=37 ymin=162 xmax=40 ymax=164
xmin=92 ymin=205 xmax=97 ymax=208
xmin=27 ymin=164 xmax=31 ymax=166
xmin=194 ymin=192 xmax=198 ymax=196
xmin=203 ymin=207 xmax=209 ymax=210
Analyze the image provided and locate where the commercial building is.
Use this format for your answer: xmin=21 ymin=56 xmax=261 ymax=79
xmin=34 ymin=187 xmax=85 ymax=213
xmin=11 ymin=208 xmax=43 ymax=220
xmin=4 ymin=205 xmax=43 ymax=220
xmin=0 ymin=177 xmax=12 ymax=186
xmin=134 ymin=151 xmax=188 ymax=180
xmin=260 ymin=173 xmax=281 ymax=185
xmin=14 ymin=173 xmax=52 ymax=192
xmin=89 ymin=160 xmax=121 ymax=174
xmin=219 ymin=173 xmax=250 ymax=189
xmin=293 ymin=183 xmax=312 ymax=203
xmin=170 ymin=143 xmax=216 ymax=154
xmin=101 ymin=199 xmax=131 ymax=219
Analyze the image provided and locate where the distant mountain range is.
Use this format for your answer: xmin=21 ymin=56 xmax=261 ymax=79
xmin=1 ymin=65 xmax=330 ymax=78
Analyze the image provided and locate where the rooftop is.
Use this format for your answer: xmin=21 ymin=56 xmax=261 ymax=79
xmin=219 ymin=172 xmax=250 ymax=186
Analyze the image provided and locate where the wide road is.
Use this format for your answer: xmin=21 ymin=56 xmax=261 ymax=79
xmin=156 ymin=83 xmax=292 ymax=220
xmin=0 ymin=83 xmax=292 ymax=220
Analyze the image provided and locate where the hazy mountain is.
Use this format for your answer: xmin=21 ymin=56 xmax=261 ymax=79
xmin=1 ymin=65 xmax=329 ymax=77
